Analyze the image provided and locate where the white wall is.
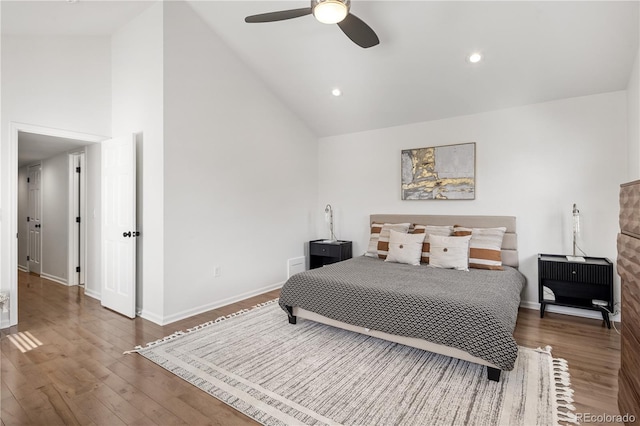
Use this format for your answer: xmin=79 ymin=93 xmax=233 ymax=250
xmin=162 ymin=2 xmax=318 ymax=323
xmin=1 ymin=36 xmax=112 ymax=136
xmin=628 ymin=49 xmax=640 ymax=181
xmin=1 ymin=35 xmax=111 ymax=324
xmin=111 ymin=2 xmax=164 ymax=321
xmin=40 ymin=152 xmax=69 ymax=284
xmin=318 ymin=91 xmax=627 ymax=318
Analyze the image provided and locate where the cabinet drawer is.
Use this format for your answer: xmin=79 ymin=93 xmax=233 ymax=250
xmin=621 ymin=331 xmax=640 ymax=404
xmin=618 ymin=370 xmax=640 ymax=425
xmin=309 ymin=243 xmax=342 ymax=258
xmin=620 ymin=180 xmax=640 ymax=238
xmin=621 ymin=277 xmax=640 ymax=347
xmin=539 ymin=261 xmax=611 ymax=285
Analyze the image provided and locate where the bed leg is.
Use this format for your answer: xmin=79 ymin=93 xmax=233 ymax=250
xmin=487 ymin=367 xmax=501 ymax=382
xmin=285 ymin=306 xmax=297 ymax=325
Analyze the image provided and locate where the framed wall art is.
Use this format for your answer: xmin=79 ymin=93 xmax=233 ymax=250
xmin=401 ymin=142 xmax=476 ymax=200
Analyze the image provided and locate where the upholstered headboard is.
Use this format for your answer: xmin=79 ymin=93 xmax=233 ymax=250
xmin=370 ymin=214 xmax=519 ymax=268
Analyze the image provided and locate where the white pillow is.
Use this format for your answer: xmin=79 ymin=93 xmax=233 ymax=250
xmin=384 ymin=229 xmax=426 ymax=266
xmin=428 ymin=234 xmax=472 ymax=271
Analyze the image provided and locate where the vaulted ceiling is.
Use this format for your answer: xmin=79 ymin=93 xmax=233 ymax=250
xmin=3 ymin=1 xmax=639 ymax=138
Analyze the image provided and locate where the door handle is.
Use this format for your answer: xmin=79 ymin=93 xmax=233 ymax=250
xmin=123 ymin=231 xmax=131 ymax=238
xmin=133 ymin=231 xmax=140 ymax=237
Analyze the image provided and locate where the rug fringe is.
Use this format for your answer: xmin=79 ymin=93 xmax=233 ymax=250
xmin=123 ymin=298 xmax=280 ymax=354
xmin=535 ymin=345 xmax=553 ymax=354
xmin=549 ymin=353 xmax=579 ymax=426
xmin=123 ymin=330 xmax=186 ymax=354
xmin=187 ymin=299 xmax=281 ymax=332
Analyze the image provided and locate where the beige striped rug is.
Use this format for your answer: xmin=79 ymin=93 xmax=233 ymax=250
xmin=127 ymin=300 xmax=577 ymax=426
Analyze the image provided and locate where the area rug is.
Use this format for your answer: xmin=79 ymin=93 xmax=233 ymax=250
xmin=126 ymin=300 xmax=578 ymax=426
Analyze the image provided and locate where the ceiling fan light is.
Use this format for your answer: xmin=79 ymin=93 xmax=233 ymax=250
xmin=313 ymin=0 xmax=349 ymax=24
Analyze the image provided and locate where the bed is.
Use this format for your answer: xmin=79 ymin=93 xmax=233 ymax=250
xmin=279 ymin=214 xmax=526 ymax=382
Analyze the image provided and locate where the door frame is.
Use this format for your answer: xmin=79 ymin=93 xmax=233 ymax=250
xmin=7 ymin=122 xmax=106 ymax=327
xmin=68 ymin=152 xmax=86 ymax=287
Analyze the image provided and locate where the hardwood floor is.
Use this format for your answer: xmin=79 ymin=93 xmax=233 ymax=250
xmin=514 ymin=309 xmax=622 ymax=424
xmin=1 ymin=271 xmax=622 ymax=425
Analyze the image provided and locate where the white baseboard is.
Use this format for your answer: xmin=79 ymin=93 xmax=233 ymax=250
xmin=138 ymin=309 xmax=164 ymax=325
xmin=40 ymin=273 xmax=68 ymax=286
xmin=17 ymin=265 xmax=28 ymax=273
xmin=83 ymin=288 xmax=101 ymax=301
xmin=143 ymin=281 xmax=285 ymax=326
xmin=520 ymin=300 xmax=620 ymax=322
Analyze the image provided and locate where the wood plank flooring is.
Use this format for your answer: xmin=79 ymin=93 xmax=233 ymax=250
xmin=1 ymin=271 xmax=623 ymax=425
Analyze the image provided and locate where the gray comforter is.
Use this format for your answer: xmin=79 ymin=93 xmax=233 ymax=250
xmin=279 ymin=256 xmax=526 ymax=370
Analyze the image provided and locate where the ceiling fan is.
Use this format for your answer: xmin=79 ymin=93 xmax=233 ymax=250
xmin=244 ymin=0 xmax=379 ymax=49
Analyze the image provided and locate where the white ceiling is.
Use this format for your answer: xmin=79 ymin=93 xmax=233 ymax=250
xmin=18 ymin=132 xmax=93 ymax=168
xmin=1 ymin=1 xmax=154 ymax=36
xmin=2 ymin=1 xmax=639 ymax=138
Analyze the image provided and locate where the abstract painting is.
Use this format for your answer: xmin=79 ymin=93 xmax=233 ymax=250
xmin=401 ymin=142 xmax=476 ymax=200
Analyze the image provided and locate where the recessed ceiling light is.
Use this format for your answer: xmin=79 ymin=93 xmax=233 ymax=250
xmin=66 ymin=0 xmax=79 ymax=3
xmin=331 ymin=88 xmax=342 ymax=97
xmin=468 ymin=52 xmax=483 ymax=63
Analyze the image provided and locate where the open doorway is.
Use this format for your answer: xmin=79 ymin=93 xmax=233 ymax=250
xmin=18 ymin=132 xmax=94 ymax=289
xmin=7 ymin=123 xmax=106 ymax=327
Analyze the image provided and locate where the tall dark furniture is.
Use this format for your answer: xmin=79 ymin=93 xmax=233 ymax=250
xmin=618 ymin=179 xmax=640 ymax=425
xmin=538 ymin=254 xmax=613 ymax=328
xmin=309 ymin=240 xmax=352 ymax=269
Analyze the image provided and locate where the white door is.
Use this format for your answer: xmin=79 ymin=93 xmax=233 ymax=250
xmin=27 ymin=165 xmax=42 ymax=275
xmin=101 ymin=136 xmax=136 ymax=318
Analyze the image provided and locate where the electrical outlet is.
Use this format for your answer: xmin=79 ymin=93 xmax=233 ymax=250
xmin=213 ymin=265 xmax=221 ymax=278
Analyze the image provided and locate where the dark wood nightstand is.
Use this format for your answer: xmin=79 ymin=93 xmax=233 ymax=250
xmin=309 ymin=240 xmax=352 ymax=269
xmin=538 ymin=254 xmax=614 ymax=328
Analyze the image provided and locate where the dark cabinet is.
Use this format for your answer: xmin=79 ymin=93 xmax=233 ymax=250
xmin=309 ymin=240 xmax=352 ymax=269
xmin=617 ymin=179 xmax=640 ymax=423
xmin=538 ymin=254 xmax=613 ymax=328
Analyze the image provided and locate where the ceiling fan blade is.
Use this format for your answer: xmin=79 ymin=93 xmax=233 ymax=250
xmin=337 ymin=13 xmax=379 ymax=48
xmin=245 ymin=8 xmax=312 ymax=23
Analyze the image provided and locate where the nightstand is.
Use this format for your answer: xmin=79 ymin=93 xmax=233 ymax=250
xmin=538 ymin=254 xmax=614 ymax=328
xmin=309 ymin=240 xmax=352 ymax=269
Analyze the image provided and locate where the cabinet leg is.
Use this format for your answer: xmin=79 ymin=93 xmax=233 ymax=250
xmin=540 ymin=302 xmax=546 ymax=318
xmin=487 ymin=367 xmax=501 ymax=382
xmin=600 ymin=309 xmax=611 ymax=329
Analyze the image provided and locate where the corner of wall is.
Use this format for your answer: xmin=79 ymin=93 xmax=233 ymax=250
xmin=111 ymin=0 xmax=165 ymax=322
xmin=627 ymin=48 xmax=640 ymax=181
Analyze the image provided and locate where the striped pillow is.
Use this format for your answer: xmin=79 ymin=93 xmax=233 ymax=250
xmin=453 ymin=226 xmax=507 ymax=270
xmin=412 ymin=225 xmax=454 ymax=264
xmin=365 ymin=222 xmax=384 ymax=257
xmin=376 ymin=223 xmax=411 ymax=259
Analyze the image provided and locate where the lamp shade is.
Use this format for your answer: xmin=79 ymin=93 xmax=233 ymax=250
xmin=313 ymin=0 xmax=349 ymax=24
